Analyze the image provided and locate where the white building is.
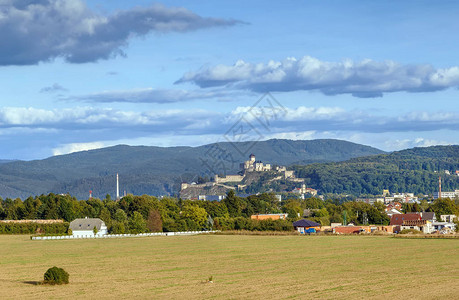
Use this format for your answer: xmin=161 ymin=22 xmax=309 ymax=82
xmin=433 ymin=190 xmax=459 ymax=199
xmin=431 ymin=222 xmax=456 ymax=233
xmin=69 ymin=217 xmax=108 ymax=237
xmin=440 ymin=215 xmax=457 ymax=222
xmin=386 ymin=208 xmax=403 ymax=218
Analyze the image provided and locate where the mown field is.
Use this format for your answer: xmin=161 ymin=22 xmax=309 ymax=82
xmin=0 ymin=234 xmax=458 ymax=299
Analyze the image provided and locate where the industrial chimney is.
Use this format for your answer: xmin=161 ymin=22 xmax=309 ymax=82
xmin=116 ymin=173 xmax=120 ymax=200
xmin=439 ymin=176 xmax=442 ymax=199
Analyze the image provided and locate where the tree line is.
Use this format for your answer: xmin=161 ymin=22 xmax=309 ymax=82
xmin=0 ymin=191 xmax=458 ymax=234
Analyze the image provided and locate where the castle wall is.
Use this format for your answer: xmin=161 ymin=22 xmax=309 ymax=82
xmin=215 ymin=175 xmax=244 ymax=183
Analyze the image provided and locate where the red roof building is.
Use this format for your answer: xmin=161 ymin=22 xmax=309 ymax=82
xmin=390 ymin=213 xmax=421 ymax=226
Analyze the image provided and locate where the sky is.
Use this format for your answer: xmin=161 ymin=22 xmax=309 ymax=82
xmin=0 ymin=0 xmax=458 ymax=160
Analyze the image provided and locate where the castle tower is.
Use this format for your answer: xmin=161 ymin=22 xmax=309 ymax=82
xmin=249 ymin=153 xmax=256 ymax=163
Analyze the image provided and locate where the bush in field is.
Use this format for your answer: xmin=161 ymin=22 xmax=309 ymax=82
xmin=399 ymin=229 xmax=422 ymax=235
xmin=43 ymin=266 xmax=69 ymax=285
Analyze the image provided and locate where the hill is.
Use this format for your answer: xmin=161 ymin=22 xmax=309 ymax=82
xmin=0 ymin=139 xmax=383 ymax=199
xmin=292 ymin=145 xmax=459 ymax=196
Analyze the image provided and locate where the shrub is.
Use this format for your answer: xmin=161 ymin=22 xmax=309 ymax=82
xmin=399 ymin=229 xmax=422 ymax=235
xmin=43 ymin=266 xmax=69 ymax=285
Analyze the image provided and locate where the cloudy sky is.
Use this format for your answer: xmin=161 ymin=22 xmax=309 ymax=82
xmin=1 ymin=0 xmax=458 ymax=160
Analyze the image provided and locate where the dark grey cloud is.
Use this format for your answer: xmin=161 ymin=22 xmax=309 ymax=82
xmin=62 ymin=88 xmax=248 ymax=104
xmin=176 ymin=56 xmax=459 ymax=98
xmin=0 ymin=0 xmax=242 ymax=65
xmin=39 ymin=83 xmax=68 ymax=93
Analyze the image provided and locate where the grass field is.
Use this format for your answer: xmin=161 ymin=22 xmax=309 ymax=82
xmin=1 ymin=234 xmax=458 ymax=299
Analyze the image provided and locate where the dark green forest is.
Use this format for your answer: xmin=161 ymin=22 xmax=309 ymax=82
xmin=292 ymin=146 xmax=459 ymax=195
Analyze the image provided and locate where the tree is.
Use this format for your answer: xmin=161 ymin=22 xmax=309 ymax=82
xmin=114 ymin=209 xmax=127 ymax=223
xmin=223 ymin=190 xmax=243 ymax=217
xmin=303 ymin=197 xmax=324 ymax=209
xmin=93 ymin=226 xmax=98 ymax=236
xmin=283 ymin=199 xmax=302 ymax=220
xmin=181 ymin=205 xmax=207 ymax=229
xmin=128 ymin=211 xmax=146 ymax=234
xmin=146 ymin=209 xmax=163 ymax=232
xmin=431 ymin=198 xmax=458 ymax=216
xmin=99 ymin=207 xmax=112 ymax=227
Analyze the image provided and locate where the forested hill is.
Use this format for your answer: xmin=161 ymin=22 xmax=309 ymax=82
xmin=0 ymin=139 xmax=384 ymax=199
xmin=293 ymin=145 xmax=459 ymax=196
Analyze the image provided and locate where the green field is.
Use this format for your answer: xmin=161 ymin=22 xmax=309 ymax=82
xmin=1 ymin=234 xmax=458 ymax=299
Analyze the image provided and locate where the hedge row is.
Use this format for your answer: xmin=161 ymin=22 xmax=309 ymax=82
xmin=0 ymin=222 xmax=69 ymax=234
xmin=214 ymin=217 xmax=293 ymax=231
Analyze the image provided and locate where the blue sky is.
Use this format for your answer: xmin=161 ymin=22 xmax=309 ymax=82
xmin=0 ymin=0 xmax=458 ymax=160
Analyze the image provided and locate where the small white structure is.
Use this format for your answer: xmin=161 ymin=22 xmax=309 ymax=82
xmin=69 ymin=217 xmax=108 ymax=237
xmin=431 ymin=222 xmax=456 ymax=233
xmin=386 ymin=208 xmax=403 ymax=218
xmin=440 ymin=215 xmax=457 ymax=222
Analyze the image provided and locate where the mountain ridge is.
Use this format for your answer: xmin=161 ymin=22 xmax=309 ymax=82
xmin=0 ymin=139 xmax=384 ymax=199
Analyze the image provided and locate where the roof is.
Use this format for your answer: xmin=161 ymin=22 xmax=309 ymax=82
xmin=293 ymin=219 xmax=321 ymax=228
xmin=390 ymin=213 xmax=421 ymax=226
xmin=69 ymin=218 xmax=105 ymax=231
xmin=421 ymin=212 xmax=435 ymax=221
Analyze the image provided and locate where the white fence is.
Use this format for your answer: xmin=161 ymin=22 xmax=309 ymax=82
xmin=31 ymin=230 xmax=219 ymax=240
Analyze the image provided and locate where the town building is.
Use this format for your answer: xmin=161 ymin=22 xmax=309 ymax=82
xmin=292 ymin=184 xmax=317 ymax=196
xmin=433 ymin=190 xmax=459 ymax=199
xmin=431 ymin=221 xmax=456 ymax=233
xmin=390 ymin=212 xmax=436 ymax=233
xmin=386 ymin=208 xmax=403 ymax=218
xmin=251 ymin=213 xmax=288 ymax=221
xmin=400 ymin=220 xmax=432 ymax=234
xmin=440 ymin=215 xmax=457 ymax=222
xmin=292 ymin=219 xmax=321 ymax=233
xmin=198 ymin=195 xmax=225 ymax=201
xmin=69 ymin=217 xmax=108 ymax=237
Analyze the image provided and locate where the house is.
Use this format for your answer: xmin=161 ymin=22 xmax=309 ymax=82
xmin=250 ymin=213 xmax=288 ymax=221
xmin=400 ymin=220 xmax=432 ymax=234
xmin=292 ymin=219 xmax=321 ymax=233
xmin=431 ymin=221 xmax=456 ymax=233
xmin=418 ymin=212 xmax=436 ymax=222
xmin=386 ymin=208 xmax=403 ymax=218
xmin=385 ymin=201 xmax=402 ymax=212
xmin=390 ymin=213 xmax=421 ymax=226
xmin=333 ymin=225 xmax=370 ymax=234
xmin=390 ymin=213 xmax=422 ymax=233
xmin=69 ymin=217 xmax=108 ymax=237
xmin=333 ymin=225 xmax=394 ymax=234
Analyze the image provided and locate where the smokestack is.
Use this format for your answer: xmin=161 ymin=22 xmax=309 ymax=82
xmin=116 ymin=173 xmax=120 ymax=200
xmin=439 ymin=176 xmax=442 ymax=199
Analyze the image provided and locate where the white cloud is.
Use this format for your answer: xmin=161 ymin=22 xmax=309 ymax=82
xmin=52 ymin=142 xmax=106 ymax=156
xmin=385 ymin=137 xmax=453 ymax=150
xmin=176 ymin=55 xmax=459 ymax=97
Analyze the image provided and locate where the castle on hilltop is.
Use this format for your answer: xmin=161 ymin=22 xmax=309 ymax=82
xmin=240 ymin=154 xmax=271 ymax=172
xmin=211 ymin=154 xmax=300 ymax=184
xmin=180 ymin=153 xmax=306 ymax=198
